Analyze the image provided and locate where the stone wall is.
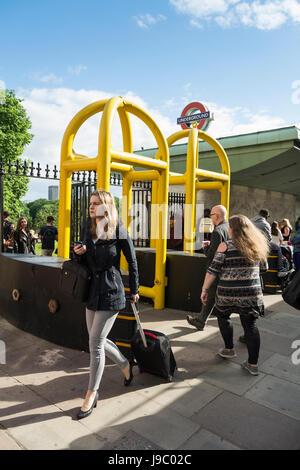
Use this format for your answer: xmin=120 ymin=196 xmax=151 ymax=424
xmin=170 ymin=183 xmax=297 ymax=227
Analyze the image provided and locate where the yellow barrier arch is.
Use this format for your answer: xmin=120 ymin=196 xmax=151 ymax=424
xmin=58 ymin=96 xmax=169 ymax=309
xmin=165 ymin=126 xmax=230 ymax=252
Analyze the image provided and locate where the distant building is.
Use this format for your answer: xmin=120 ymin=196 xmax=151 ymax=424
xmin=48 ymin=185 xmax=59 ymax=201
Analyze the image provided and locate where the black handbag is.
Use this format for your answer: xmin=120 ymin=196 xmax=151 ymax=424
xmin=282 ymin=271 xmax=300 ymax=310
xmin=60 ymin=260 xmax=91 ymax=302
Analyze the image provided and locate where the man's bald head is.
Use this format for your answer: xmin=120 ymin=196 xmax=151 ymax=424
xmin=210 ymin=205 xmax=227 ymax=226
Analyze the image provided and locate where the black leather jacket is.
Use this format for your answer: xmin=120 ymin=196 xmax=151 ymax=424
xmin=79 ymin=222 xmax=139 ymax=311
xmin=13 ymin=230 xmax=35 ymax=254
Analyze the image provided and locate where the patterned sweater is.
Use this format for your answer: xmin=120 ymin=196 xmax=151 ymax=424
xmin=207 ymin=240 xmax=268 ymax=316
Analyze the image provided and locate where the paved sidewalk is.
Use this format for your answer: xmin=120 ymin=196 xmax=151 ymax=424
xmin=1 ymin=294 xmax=300 ymax=450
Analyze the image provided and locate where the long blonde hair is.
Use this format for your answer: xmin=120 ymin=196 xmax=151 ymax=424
xmin=229 ymin=214 xmax=269 ymax=263
xmin=280 ymin=218 xmax=292 ymax=230
xmin=90 ymin=190 xmax=119 ymax=240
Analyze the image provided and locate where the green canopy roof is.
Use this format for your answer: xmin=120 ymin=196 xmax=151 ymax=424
xmin=135 ymin=126 xmax=300 ymax=199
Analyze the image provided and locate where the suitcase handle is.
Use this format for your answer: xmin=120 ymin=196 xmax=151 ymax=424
xmin=131 ymin=301 xmax=148 ymax=348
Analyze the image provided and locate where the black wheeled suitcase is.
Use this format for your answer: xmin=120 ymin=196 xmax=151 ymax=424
xmin=130 ymin=303 xmax=177 ymax=382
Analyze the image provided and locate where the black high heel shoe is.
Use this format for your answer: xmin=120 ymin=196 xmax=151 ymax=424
xmin=124 ymin=361 xmax=135 ymax=386
xmin=77 ymin=391 xmax=98 ymax=420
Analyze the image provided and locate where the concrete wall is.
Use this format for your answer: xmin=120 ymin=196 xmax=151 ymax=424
xmin=170 ymin=183 xmax=297 ymax=228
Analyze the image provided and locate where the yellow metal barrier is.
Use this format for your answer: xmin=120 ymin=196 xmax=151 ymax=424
xmin=58 ymin=97 xmax=169 ymax=309
xmin=166 ymin=126 xmax=230 ymax=252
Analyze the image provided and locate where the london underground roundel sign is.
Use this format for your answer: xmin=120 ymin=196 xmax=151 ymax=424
xmin=177 ymin=102 xmax=214 ymax=131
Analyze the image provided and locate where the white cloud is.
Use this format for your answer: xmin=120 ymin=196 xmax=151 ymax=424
xmin=169 ymin=0 xmax=300 ymax=30
xmin=133 ymin=13 xmax=167 ymax=29
xmin=19 ymin=86 xmax=288 ymax=167
xmin=39 ymin=73 xmax=63 ymax=84
xmin=17 ymin=87 xmax=291 ymax=200
xmin=68 ymin=65 xmax=87 ymax=76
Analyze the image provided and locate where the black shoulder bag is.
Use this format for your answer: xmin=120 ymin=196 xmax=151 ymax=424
xmin=60 ymin=259 xmax=92 ymax=302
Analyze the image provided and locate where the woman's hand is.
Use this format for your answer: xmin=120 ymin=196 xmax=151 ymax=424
xmin=201 ymin=289 xmax=208 ymax=305
xmin=131 ymin=293 xmax=139 ymax=303
xmin=74 ymin=244 xmax=87 ymax=256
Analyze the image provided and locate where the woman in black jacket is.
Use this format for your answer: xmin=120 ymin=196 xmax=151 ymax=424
xmin=74 ymin=190 xmax=139 ymax=419
xmin=13 ymin=217 xmax=35 ymax=254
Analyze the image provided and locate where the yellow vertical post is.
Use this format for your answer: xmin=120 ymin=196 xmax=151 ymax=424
xmin=58 ymin=97 xmax=169 ymax=309
xmin=97 ymin=97 xmax=123 ymax=190
xmin=184 ymin=126 xmax=198 ymax=252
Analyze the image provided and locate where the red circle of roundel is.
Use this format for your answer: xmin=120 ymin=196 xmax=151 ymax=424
xmin=180 ymin=102 xmax=207 ymax=130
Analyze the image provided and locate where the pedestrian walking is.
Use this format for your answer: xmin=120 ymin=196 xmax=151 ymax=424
xmin=74 ymin=190 xmax=139 ymax=419
xmin=200 ymin=214 xmax=269 ymax=375
xmin=251 ymin=209 xmax=272 ymax=242
xmin=187 ymin=205 xmax=229 ymax=331
xmin=38 ymin=216 xmax=58 ymax=256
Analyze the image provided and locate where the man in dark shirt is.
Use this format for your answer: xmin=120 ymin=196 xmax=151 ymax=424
xmin=39 ymin=216 xmax=58 ymax=256
xmin=187 ymin=205 xmax=229 ymax=331
xmin=3 ymin=211 xmax=13 ymax=252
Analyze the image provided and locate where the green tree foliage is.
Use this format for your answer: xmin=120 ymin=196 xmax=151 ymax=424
xmin=26 ymin=199 xmax=59 ymax=231
xmin=0 ymin=89 xmax=33 ymax=220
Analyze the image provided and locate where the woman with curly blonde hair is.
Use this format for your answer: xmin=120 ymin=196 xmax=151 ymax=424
xmin=201 ymin=215 xmax=269 ymax=376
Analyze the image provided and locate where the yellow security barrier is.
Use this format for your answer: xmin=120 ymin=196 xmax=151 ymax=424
xmin=166 ymin=125 xmax=230 ymax=252
xmin=58 ymin=97 xmax=169 ymax=309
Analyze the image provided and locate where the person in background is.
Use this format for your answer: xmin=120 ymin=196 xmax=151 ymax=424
xmin=251 ymin=209 xmax=272 ymax=242
xmin=38 ymin=216 xmax=58 ymax=256
xmin=3 ymin=211 xmax=13 ymax=252
xmin=280 ymin=219 xmax=293 ymax=242
xmin=187 ymin=205 xmax=229 ymax=331
xmin=30 ymin=229 xmax=39 ymax=253
xmin=199 ymin=208 xmax=214 ymax=241
xmin=74 ymin=190 xmax=139 ymax=420
xmin=295 ymin=216 xmax=300 ymax=232
xmin=291 ymin=227 xmax=300 ymax=272
xmin=201 ymin=215 xmax=269 ymax=376
xmin=13 ymin=217 xmax=35 ymax=254
xmin=271 ymin=221 xmax=283 ymax=245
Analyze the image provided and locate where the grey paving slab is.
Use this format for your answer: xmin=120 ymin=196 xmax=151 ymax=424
xmin=1 ymin=294 xmax=300 ymax=451
xmin=270 ymin=312 xmax=300 ymax=329
xmin=258 ymin=329 xmax=299 ymax=357
xmin=192 ymin=391 xmax=300 ymax=450
xmin=257 ymin=317 xmax=300 ymax=339
xmin=80 ymin=390 xmax=200 ymax=450
xmin=180 ymin=428 xmax=241 ymax=450
xmin=136 ymin=377 xmax=222 ymax=418
xmin=260 ymin=353 xmax=300 ymax=385
xmin=199 ymin=360 xmax=265 ymax=396
xmin=8 ymin=414 xmax=107 ymax=450
xmin=0 ymin=428 xmax=23 ymax=450
xmin=103 ymin=430 xmax=161 ymax=450
xmin=245 ymin=375 xmax=300 ymax=421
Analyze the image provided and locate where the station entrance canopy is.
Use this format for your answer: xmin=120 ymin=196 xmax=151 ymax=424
xmin=136 ymin=126 xmax=300 ymax=200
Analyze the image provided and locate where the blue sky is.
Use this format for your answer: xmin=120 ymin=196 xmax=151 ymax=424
xmin=1 ymin=0 xmax=300 ymax=200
